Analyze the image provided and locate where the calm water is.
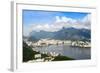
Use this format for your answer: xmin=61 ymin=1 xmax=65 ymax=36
xmin=32 ymin=44 xmax=91 ymax=60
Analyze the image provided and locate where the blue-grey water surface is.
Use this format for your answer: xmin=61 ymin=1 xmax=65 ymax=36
xmin=32 ymin=44 xmax=91 ymax=60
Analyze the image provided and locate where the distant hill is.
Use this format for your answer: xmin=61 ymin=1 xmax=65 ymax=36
xmin=29 ymin=30 xmax=54 ymax=39
xmin=54 ymin=27 xmax=91 ymax=40
xmin=27 ymin=27 xmax=91 ymax=41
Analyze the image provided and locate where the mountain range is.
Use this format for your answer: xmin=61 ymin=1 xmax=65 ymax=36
xmin=25 ymin=27 xmax=91 ymax=41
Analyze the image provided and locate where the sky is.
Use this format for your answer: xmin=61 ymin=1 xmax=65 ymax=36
xmin=23 ymin=10 xmax=91 ymax=36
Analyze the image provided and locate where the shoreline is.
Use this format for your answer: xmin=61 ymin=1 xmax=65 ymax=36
xmin=25 ymin=39 xmax=91 ymax=49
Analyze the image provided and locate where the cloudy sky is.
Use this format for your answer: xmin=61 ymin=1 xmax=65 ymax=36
xmin=23 ymin=10 xmax=91 ymax=36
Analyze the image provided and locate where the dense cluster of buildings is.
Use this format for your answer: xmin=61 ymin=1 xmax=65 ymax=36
xmin=26 ymin=39 xmax=71 ymax=47
xmin=24 ymin=39 xmax=91 ymax=63
xmin=25 ymin=38 xmax=91 ymax=48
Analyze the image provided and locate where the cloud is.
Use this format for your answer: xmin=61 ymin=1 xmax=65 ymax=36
xmin=82 ymin=14 xmax=91 ymax=23
xmin=23 ymin=14 xmax=91 ymax=36
xmin=55 ymin=16 xmax=77 ymax=23
xmin=55 ymin=15 xmax=91 ymax=29
xmin=81 ymin=14 xmax=91 ymax=29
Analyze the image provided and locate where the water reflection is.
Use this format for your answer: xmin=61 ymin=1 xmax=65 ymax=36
xmin=32 ymin=44 xmax=91 ymax=60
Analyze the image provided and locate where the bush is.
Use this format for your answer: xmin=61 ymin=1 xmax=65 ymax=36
xmin=23 ymin=41 xmax=38 ymax=62
xmin=53 ymin=55 xmax=74 ymax=61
